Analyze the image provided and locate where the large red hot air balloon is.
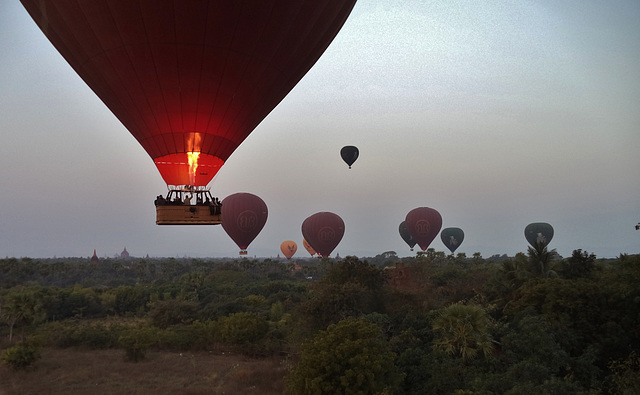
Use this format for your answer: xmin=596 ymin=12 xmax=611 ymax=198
xmin=405 ymin=207 xmax=442 ymax=251
xmin=221 ymin=193 xmax=267 ymax=255
xmin=20 ymin=0 xmax=357 ymax=187
xmin=301 ymin=212 xmax=345 ymax=258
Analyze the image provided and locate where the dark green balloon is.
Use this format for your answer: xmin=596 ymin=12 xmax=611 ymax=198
xmin=399 ymin=221 xmax=416 ymax=250
xmin=340 ymin=146 xmax=359 ymax=169
xmin=524 ymin=222 xmax=554 ymax=248
xmin=440 ymin=227 xmax=464 ymax=253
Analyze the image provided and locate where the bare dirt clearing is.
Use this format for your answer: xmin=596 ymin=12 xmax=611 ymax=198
xmin=0 ymin=348 xmax=287 ymax=394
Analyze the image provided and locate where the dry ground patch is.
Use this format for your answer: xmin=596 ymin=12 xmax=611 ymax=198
xmin=0 ymin=348 xmax=287 ymax=394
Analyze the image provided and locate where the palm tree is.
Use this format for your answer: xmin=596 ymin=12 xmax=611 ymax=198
xmin=432 ymin=303 xmax=494 ymax=362
xmin=527 ymin=242 xmax=558 ymax=277
xmin=490 ymin=255 xmax=531 ymax=310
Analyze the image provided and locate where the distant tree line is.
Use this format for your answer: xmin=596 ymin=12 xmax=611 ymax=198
xmin=1 ymin=250 xmax=639 ymax=393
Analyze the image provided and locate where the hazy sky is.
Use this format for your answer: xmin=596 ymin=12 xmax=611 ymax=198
xmin=1 ymin=0 xmax=639 ymax=259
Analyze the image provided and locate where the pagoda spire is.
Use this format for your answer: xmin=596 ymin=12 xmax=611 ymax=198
xmin=90 ymin=249 xmax=99 ymax=264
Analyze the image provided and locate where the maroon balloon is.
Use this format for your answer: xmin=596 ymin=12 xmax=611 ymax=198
xmin=405 ymin=207 xmax=443 ymax=251
xmin=301 ymin=212 xmax=345 ymax=258
xmin=221 ymin=193 xmax=268 ymax=254
xmin=20 ymin=0 xmax=358 ymax=187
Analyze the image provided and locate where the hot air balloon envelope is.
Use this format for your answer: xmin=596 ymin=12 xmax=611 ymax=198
xmin=399 ymin=221 xmax=417 ymax=251
xmin=20 ymin=0 xmax=358 ymax=187
xmin=525 ymin=222 xmax=554 ymax=248
xmin=280 ymin=240 xmax=297 ymax=260
xmin=303 ymin=239 xmax=317 ymax=256
xmin=340 ymin=146 xmax=359 ymax=169
xmin=441 ymin=227 xmax=464 ymax=253
xmin=221 ymin=193 xmax=268 ymax=254
xmin=405 ymin=207 xmax=443 ymax=251
xmin=301 ymin=212 xmax=345 ymax=258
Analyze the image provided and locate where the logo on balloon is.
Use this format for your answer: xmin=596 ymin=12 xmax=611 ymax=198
xmin=318 ymin=226 xmax=336 ymax=243
xmin=237 ymin=210 xmax=258 ymax=232
xmin=415 ymin=220 xmax=431 ymax=236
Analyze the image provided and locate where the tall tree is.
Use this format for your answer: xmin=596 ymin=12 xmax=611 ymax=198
xmin=286 ymin=317 xmax=402 ymax=394
xmin=432 ymin=303 xmax=494 ymax=363
xmin=301 ymin=256 xmax=386 ymax=329
xmin=560 ymin=249 xmax=596 ymax=279
xmin=0 ymin=287 xmax=45 ymax=342
xmin=526 ymin=244 xmax=558 ymax=277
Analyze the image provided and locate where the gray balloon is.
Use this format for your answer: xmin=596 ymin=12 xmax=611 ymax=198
xmin=524 ymin=222 xmax=554 ymax=248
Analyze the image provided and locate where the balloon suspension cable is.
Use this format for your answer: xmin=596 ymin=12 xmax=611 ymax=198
xmin=166 ymin=184 xmax=211 ymax=192
xmin=157 ymin=185 xmax=220 ymax=210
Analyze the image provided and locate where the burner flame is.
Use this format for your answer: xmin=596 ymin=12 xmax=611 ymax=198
xmin=187 ymin=152 xmax=200 ymax=185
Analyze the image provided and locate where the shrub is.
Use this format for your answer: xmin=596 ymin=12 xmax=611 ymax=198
xmin=1 ymin=342 xmax=42 ymax=370
xmin=148 ymin=299 xmax=199 ymax=329
xmin=41 ymin=321 xmax=122 ymax=349
xmin=118 ymin=325 xmax=158 ymax=362
xmin=189 ymin=320 xmax=218 ymax=350
xmin=608 ymin=351 xmax=640 ymax=394
xmin=218 ymin=312 xmax=269 ymax=346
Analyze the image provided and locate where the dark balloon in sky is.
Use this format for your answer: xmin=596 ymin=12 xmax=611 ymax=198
xmin=405 ymin=207 xmax=443 ymax=251
xmin=399 ymin=221 xmax=416 ymax=251
xmin=340 ymin=146 xmax=359 ymax=169
xmin=524 ymin=222 xmax=554 ymax=248
xmin=280 ymin=240 xmax=297 ymax=260
xmin=301 ymin=212 xmax=345 ymax=258
xmin=441 ymin=227 xmax=464 ymax=253
xmin=20 ymin=0 xmax=357 ymax=186
xmin=221 ymin=193 xmax=268 ymax=254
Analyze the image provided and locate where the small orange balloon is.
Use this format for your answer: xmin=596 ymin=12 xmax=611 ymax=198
xmin=303 ymin=239 xmax=316 ymax=256
xmin=280 ymin=240 xmax=298 ymax=259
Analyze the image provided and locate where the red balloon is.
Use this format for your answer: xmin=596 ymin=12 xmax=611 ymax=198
xmin=301 ymin=212 xmax=345 ymax=258
xmin=20 ymin=0 xmax=357 ymax=186
xmin=405 ymin=207 xmax=443 ymax=251
xmin=221 ymin=193 xmax=267 ymax=254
